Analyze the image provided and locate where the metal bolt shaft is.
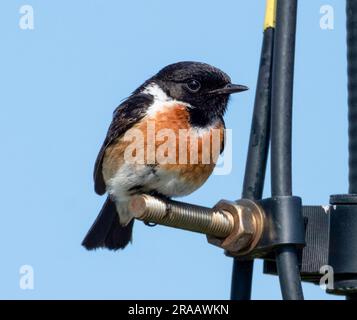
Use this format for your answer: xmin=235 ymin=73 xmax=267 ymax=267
xmin=128 ymin=195 xmax=234 ymax=238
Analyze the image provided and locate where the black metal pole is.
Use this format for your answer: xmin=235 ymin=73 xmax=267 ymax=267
xmin=347 ymin=0 xmax=357 ymax=195
xmin=270 ymin=0 xmax=304 ymax=300
xmin=230 ymin=20 xmax=275 ymax=300
xmin=345 ymin=0 xmax=357 ymax=300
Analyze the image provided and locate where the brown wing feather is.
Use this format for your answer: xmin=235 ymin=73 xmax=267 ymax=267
xmin=94 ymin=93 xmax=153 ymax=195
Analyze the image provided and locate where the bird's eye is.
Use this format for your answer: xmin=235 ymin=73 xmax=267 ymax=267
xmin=186 ymin=79 xmax=201 ymax=92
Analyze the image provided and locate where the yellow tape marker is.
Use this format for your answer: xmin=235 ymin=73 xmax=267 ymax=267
xmin=264 ymin=0 xmax=277 ymax=30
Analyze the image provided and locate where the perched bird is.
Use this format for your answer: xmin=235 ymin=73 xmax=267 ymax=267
xmin=82 ymin=61 xmax=248 ymax=251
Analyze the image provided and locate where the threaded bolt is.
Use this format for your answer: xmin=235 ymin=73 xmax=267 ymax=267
xmin=128 ymin=194 xmax=234 ymax=238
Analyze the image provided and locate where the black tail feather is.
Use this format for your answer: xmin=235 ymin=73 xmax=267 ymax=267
xmin=82 ymin=197 xmax=134 ymax=251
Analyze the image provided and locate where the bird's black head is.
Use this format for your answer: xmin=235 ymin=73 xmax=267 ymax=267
xmin=137 ymin=61 xmax=248 ymax=127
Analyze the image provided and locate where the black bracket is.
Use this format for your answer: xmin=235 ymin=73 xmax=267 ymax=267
xmin=263 ymin=194 xmax=357 ymax=295
xmin=328 ymin=194 xmax=357 ymax=294
xmin=231 ymin=196 xmax=305 ymax=259
xmin=264 ymin=205 xmax=329 ymax=283
xmin=257 ymin=196 xmax=305 ymax=254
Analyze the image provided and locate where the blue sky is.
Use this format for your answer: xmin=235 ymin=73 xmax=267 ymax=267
xmin=0 ymin=0 xmax=346 ymax=299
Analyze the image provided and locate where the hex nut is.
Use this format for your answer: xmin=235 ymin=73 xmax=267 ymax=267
xmin=207 ymin=199 xmax=265 ymax=256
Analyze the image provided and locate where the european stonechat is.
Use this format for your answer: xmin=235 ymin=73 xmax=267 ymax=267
xmin=82 ymin=61 xmax=248 ymax=251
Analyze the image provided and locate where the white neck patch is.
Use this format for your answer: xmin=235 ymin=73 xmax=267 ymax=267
xmin=143 ymin=83 xmax=192 ymax=116
xmin=143 ymin=83 xmax=171 ymax=102
xmin=142 ymin=82 xmax=218 ymax=134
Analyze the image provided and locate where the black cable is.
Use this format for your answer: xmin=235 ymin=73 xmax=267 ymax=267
xmin=230 ymin=27 xmax=275 ymax=300
xmin=346 ymin=0 xmax=357 ymax=300
xmin=230 ymin=260 xmax=254 ymax=300
xmin=242 ymin=27 xmax=274 ymax=201
xmin=275 ymin=245 xmax=303 ymax=300
xmin=271 ymin=0 xmax=304 ymax=300
xmin=347 ymin=0 xmax=357 ymax=194
xmin=271 ymin=1 xmax=295 ymax=197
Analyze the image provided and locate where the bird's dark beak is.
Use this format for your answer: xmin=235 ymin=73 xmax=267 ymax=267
xmin=209 ymin=83 xmax=249 ymax=95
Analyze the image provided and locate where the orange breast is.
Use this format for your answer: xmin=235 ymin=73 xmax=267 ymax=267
xmin=102 ymin=103 xmax=225 ymax=187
